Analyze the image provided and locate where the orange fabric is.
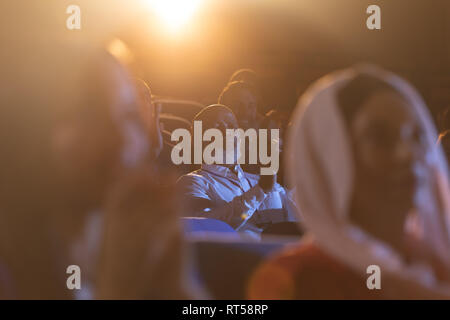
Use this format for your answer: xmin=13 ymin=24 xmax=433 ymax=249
xmin=248 ymin=242 xmax=384 ymax=300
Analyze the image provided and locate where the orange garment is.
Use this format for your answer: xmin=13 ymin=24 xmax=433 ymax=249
xmin=248 ymin=241 xmax=384 ymax=300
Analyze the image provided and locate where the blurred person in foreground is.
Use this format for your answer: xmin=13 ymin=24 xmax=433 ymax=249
xmin=248 ymin=66 xmax=450 ymax=299
xmin=0 ymin=43 xmax=199 ymax=299
xmin=177 ymin=105 xmax=300 ymax=240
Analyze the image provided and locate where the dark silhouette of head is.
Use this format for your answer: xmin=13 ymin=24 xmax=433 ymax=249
xmin=219 ymin=81 xmax=259 ymax=129
xmin=228 ymin=68 xmax=258 ymax=87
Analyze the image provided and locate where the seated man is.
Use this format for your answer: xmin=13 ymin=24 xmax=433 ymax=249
xmin=177 ymin=105 xmax=300 ymax=239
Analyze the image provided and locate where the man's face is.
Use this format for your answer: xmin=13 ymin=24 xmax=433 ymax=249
xmin=199 ymin=108 xmax=240 ymax=165
xmin=352 ymin=92 xmax=429 ymax=215
xmin=202 ymin=109 xmax=239 ymax=134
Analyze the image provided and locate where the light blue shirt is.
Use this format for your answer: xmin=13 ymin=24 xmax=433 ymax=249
xmin=177 ymin=164 xmax=299 ymax=238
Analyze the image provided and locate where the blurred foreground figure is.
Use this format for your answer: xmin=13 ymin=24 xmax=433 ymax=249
xmin=248 ymin=66 xmax=450 ymax=299
xmin=0 ymin=43 xmax=198 ymax=299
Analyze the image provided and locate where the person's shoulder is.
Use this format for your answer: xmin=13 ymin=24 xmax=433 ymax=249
xmin=247 ymin=241 xmax=321 ymax=299
xmin=250 ymin=241 xmax=320 ymax=276
xmin=273 ymin=241 xmax=379 ymax=298
xmin=255 ymin=239 xmax=357 ymax=288
xmin=243 ymin=171 xmax=259 ymax=185
xmin=268 ymin=241 xmax=328 ymax=270
xmin=176 ymin=170 xmax=210 ymax=188
xmin=250 ymin=239 xmax=383 ymax=300
xmin=178 ymin=169 xmax=204 ymax=179
xmin=273 ymin=182 xmax=287 ymax=193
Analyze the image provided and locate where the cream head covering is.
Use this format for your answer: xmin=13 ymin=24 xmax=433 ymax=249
xmin=287 ymin=65 xmax=450 ymax=298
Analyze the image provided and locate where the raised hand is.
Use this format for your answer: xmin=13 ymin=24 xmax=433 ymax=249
xmin=258 ymin=173 xmax=276 ymax=193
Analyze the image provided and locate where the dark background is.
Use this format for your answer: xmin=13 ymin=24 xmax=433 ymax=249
xmin=9 ymin=0 xmax=450 ymax=122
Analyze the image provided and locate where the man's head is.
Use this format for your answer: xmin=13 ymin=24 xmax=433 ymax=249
xmin=193 ymin=104 xmax=238 ymax=132
xmin=218 ymin=81 xmax=259 ymax=129
xmin=228 ymin=68 xmax=258 ymax=87
xmin=192 ymin=104 xmax=239 ymax=166
xmin=0 ymin=43 xmax=153 ymax=298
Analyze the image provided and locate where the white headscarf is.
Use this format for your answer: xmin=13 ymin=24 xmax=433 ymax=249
xmin=287 ymin=65 xmax=450 ymax=298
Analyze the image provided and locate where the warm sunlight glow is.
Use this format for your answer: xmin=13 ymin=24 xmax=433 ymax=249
xmin=147 ymin=0 xmax=203 ymax=31
xmin=107 ymin=38 xmax=134 ymax=65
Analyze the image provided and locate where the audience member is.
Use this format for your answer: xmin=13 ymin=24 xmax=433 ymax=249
xmin=248 ymin=66 xmax=450 ymax=299
xmin=177 ymin=105 xmax=300 ymax=240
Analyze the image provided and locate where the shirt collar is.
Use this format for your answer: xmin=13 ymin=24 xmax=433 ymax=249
xmin=201 ymin=164 xmax=244 ymax=179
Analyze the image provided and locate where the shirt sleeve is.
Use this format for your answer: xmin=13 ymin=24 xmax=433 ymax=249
xmin=177 ymin=174 xmax=268 ymax=229
xmin=279 ymin=186 xmax=301 ymax=222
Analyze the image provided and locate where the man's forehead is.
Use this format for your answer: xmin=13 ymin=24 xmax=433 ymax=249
xmin=198 ymin=107 xmax=236 ymax=121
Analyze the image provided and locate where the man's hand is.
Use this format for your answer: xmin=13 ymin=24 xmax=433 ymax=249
xmin=259 ymin=174 xmax=276 ymax=193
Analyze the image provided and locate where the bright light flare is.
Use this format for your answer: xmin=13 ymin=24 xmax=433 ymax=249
xmin=146 ymin=0 xmax=203 ymax=32
xmin=107 ymin=38 xmax=134 ymax=65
